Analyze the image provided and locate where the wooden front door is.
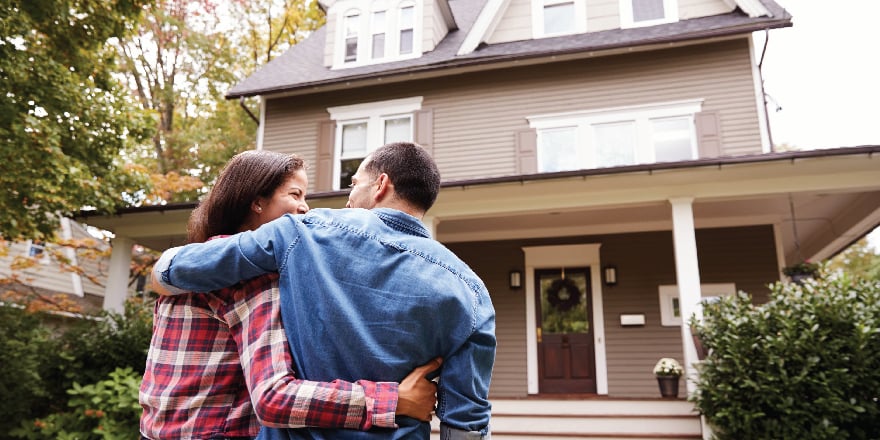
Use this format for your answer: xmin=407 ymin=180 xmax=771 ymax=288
xmin=535 ymin=268 xmax=596 ymax=393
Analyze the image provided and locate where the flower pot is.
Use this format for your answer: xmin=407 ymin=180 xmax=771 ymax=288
xmin=656 ymin=375 xmax=680 ymax=398
xmin=790 ymin=273 xmax=814 ymax=285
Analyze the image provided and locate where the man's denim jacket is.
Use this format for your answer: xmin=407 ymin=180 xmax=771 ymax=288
xmin=157 ymin=208 xmax=496 ymax=439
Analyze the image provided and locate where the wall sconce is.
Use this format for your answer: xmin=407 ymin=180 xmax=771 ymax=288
xmin=603 ymin=265 xmax=618 ymax=286
xmin=509 ymin=270 xmax=522 ymax=289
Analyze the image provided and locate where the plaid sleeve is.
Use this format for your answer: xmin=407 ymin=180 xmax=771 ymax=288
xmin=223 ymin=275 xmax=399 ymax=430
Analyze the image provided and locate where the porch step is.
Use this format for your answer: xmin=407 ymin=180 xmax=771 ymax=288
xmin=431 ymin=399 xmax=702 ymax=440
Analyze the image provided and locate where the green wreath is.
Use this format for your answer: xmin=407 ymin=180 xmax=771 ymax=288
xmin=546 ymin=278 xmax=581 ymax=311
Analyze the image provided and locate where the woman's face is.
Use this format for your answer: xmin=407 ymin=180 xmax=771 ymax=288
xmin=255 ymin=169 xmax=309 ymax=227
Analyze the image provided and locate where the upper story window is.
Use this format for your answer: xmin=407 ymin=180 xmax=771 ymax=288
xmin=532 ymin=0 xmax=587 ymax=38
xmin=333 ymin=1 xmax=421 ymax=69
xmin=528 ymin=100 xmax=702 ymax=172
xmin=328 ymin=97 xmax=423 ymax=189
xmin=620 ymin=0 xmax=678 ymax=28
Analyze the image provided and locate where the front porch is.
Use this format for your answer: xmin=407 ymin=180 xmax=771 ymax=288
xmin=431 ymin=398 xmax=702 ymax=439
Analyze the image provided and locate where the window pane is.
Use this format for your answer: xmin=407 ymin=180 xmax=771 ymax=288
xmin=345 ymin=14 xmax=359 ymax=61
xmin=384 ymin=117 xmax=411 ymax=143
xmin=544 ymin=2 xmax=575 ymax=34
xmin=340 ymin=158 xmax=363 ymax=190
xmin=400 ymin=6 xmax=414 ymax=54
xmin=652 ymin=117 xmax=693 ymax=162
xmin=341 ymin=122 xmax=367 ymax=157
xmin=372 ymin=34 xmax=385 ymax=58
xmin=372 ymin=11 xmax=385 ymax=59
xmin=594 ymin=121 xmax=636 ymax=167
xmin=632 ymin=0 xmax=665 ymax=22
xmin=538 ymin=127 xmax=578 ymax=172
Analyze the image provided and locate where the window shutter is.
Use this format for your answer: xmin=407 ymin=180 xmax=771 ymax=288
xmin=414 ymin=109 xmax=434 ymax=156
xmin=695 ymin=111 xmax=722 ymax=158
xmin=515 ymin=129 xmax=538 ymax=174
xmin=316 ymin=120 xmax=336 ymax=192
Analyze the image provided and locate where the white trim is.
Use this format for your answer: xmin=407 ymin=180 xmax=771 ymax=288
xmin=522 ymin=244 xmax=608 ymax=395
xmin=749 ymin=35 xmax=772 ymax=152
xmin=527 ymin=99 xmax=703 ymax=127
xmin=327 ymin=96 xmax=423 ymax=121
xmin=619 ymin=0 xmax=679 ymax=29
xmin=457 ymin=0 xmax=510 ymax=56
xmin=60 ymin=218 xmax=84 ymax=297
xmin=772 ymin=222 xmax=786 ymax=280
xmin=531 ymin=0 xmax=587 ymax=39
xmin=734 ymin=0 xmax=771 ymax=18
xmin=669 ymin=197 xmax=701 ymax=395
xmin=256 ymin=97 xmax=266 ymax=150
xmin=658 ymin=283 xmax=735 ymax=326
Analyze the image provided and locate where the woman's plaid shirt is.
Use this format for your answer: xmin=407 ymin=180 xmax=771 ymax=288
xmin=139 ymin=273 xmax=398 ymax=439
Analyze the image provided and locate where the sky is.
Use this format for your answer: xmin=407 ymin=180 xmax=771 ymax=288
xmin=754 ymin=0 xmax=880 ymax=250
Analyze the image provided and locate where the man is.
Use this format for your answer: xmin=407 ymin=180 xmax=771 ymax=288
xmin=155 ymin=142 xmax=496 ymax=439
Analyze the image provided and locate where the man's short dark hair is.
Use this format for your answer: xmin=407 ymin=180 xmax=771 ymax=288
xmin=365 ymin=142 xmax=440 ymax=212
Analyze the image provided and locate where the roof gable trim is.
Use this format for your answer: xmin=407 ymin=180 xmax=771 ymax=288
xmin=733 ymin=0 xmax=771 ymax=17
xmin=457 ymin=0 xmax=510 ymax=56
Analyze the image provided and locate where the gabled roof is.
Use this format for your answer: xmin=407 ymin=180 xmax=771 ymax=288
xmin=226 ymin=0 xmax=790 ymax=99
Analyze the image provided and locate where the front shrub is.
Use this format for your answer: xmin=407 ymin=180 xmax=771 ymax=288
xmin=692 ymin=274 xmax=880 ymax=439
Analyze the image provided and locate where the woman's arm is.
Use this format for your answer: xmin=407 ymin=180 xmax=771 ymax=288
xmin=224 ymin=275 xmax=439 ymax=429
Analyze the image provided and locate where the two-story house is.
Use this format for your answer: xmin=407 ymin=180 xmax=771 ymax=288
xmin=83 ymin=0 xmax=880 ymax=437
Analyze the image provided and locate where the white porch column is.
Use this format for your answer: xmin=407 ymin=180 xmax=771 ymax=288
xmin=422 ymin=215 xmax=437 ymax=238
xmin=103 ymin=236 xmax=134 ymax=313
xmin=669 ymin=198 xmax=703 ymax=394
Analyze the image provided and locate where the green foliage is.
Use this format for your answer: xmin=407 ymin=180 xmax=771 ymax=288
xmin=0 ymin=307 xmax=55 ymax=437
xmin=0 ymin=301 xmax=153 ymax=440
xmin=692 ymin=274 xmax=880 ymax=439
xmin=11 ymin=367 xmax=143 ymax=440
xmin=0 ymin=0 xmax=154 ymax=240
xmin=829 ymin=238 xmax=880 ymax=281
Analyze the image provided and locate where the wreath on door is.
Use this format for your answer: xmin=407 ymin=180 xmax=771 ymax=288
xmin=546 ymin=278 xmax=582 ymax=311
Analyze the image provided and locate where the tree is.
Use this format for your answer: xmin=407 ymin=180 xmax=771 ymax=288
xmin=0 ymin=0 xmax=154 ymax=241
xmin=829 ymin=237 xmax=880 ymax=281
xmin=114 ymin=0 xmax=324 ymax=204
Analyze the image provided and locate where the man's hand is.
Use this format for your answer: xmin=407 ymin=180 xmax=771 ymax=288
xmin=396 ymin=357 xmax=442 ymax=422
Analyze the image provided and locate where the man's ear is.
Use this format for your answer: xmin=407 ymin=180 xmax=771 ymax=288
xmin=373 ymin=173 xmax=392 ymax=202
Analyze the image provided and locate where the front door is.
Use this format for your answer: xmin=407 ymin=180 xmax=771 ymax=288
xmin=535 ymin=267 xmax=596 ymax=393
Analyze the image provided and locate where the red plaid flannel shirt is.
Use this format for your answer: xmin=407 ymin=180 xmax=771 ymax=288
xmin=139 ymin=273 xmax=398 ymax=439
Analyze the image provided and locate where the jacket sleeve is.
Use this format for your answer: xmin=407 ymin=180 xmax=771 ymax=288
xmin=224 ymin=278 xmax=399 ymax=430
xmin=158 ymin=215 xmax=296 ymax=293
xmin=437 ymin=286 xmax=496 ymax=438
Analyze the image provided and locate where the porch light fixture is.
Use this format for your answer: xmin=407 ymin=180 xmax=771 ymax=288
xmin=603 ymin=265 xmax=618 ymax=286
xmin=509 ymin=270 xmax=523 ymax=289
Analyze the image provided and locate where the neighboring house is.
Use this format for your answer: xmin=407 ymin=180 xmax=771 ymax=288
xmin=0 ymin=218 xmax=110 ymax=314
xmin=82 ymin=0 xmax=880 ymax=438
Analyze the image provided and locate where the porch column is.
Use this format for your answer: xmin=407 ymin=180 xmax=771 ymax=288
xmin=668 ymin=198 xmax=703 ymax=394
xmin=422 ymin=215 xmax=437 ymax=238
xmin=103 ymin=236 xmax=134 ymax=313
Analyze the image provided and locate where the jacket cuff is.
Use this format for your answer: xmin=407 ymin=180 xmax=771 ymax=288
xmin=153 ymin=247 xmax=190 ymax=296
xmin=440 ymin=423 xmax=490 ymax=439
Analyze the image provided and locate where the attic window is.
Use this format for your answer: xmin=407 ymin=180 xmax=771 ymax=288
xmin=333 ymin=0 xmax=421 ymax=69
xmin=533 ymin=0 xmax=586 ymax=38
xmin=620 ymin=0 xmax=678 ymax=28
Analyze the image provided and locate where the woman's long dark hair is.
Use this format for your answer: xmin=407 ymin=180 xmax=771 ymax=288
xmin=187 ymin=150 xmax=305 ymax=243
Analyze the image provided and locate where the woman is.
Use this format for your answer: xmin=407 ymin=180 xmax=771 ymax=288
xmin=140 ymin=151 xmax=438 ymax=439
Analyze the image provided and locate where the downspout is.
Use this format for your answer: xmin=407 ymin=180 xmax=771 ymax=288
xmin=239 ymin=97 xmax=259 ymax=125
xmin=757 ymin=29 xmax=775 ymax=151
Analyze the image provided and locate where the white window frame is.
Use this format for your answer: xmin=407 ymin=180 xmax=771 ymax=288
xmin=342 ymin=8 xmax=361 ymax=63
xmin=619 ymin=0 xmax=679 ymax=28
xmin=27 ymin=240 xmax=50 ymax=264
xmin=531 ymin=0 xmax=587 ymax=38
xmin=327 ymin=96 xmax=423 ymax=189
xmin=658 ymin=283 xmax=735 ymax=326
xmin=371 ymin=9 xmax=387 ymax=60
xmin=528 ymin=99 xmax=703 ymax=172
xmin=332 ymin=0 xmax=422 ymax=69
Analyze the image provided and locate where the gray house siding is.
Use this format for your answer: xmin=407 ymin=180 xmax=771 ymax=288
xmin=447 ymin=224 xmax=778 ymax=397
xmin=262 ymin=38 xmax=763 ymax=190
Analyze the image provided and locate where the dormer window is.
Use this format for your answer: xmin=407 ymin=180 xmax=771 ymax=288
xmin=399 ymin=4 xmax=414 ymax=55
xmin=620 ymin=0 xmax=678 ymax=28
xmin=333 ymin=0 xmax=422 ymax=69
xmin=344 ymin=11 xmax=360 ymax=62
xmin=532 ymin=0 xmax=587 ymax=38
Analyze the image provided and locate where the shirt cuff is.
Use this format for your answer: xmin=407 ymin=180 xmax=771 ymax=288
xmin=366 ymin=381 xmax=399 ymax=429
xmin=154 ymin=246 xmax=190 ymax=296
xmin=440 ymin=424 xmax=490 ymax=440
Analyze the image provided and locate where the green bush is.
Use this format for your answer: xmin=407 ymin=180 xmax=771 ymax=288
xmin=692 ymin=274 xmax=880 ymax=439
xmin=0 ymin=307 xmax=56 ymax=437
xmin=11 ymin=367 xmax=143 ymax=440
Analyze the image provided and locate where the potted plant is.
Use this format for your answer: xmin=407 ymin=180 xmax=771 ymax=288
xmin=782 ymin=260 xmax=820 ymax=284
xmin=653 ymin=357 xmax=683 ymax=398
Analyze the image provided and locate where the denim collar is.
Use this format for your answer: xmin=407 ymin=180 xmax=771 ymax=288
xmin=372 ymin=208 xmax=431 ymax=239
